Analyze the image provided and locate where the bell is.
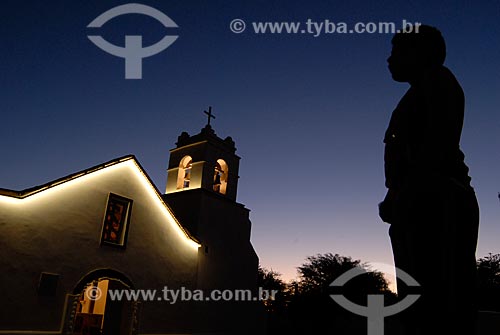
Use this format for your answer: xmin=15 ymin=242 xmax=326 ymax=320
xmin=214 ymin=173 xmax=221 ymax=185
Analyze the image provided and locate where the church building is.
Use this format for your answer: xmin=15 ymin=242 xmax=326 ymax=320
xmin=0 ymin=114 xmax=264 ymax=335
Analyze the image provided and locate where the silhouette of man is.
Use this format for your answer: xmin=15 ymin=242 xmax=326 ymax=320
xmin=379 ymin=25 xmax=479 ymax=335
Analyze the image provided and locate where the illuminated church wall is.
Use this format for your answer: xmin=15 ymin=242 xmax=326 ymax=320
xmin=0 ymin=158 xmax=199 ymax=333
xmin=0 ymin=122 xmax=265 ymax=335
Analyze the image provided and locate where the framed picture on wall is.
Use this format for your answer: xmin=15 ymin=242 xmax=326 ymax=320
xmin=100 ymin=193 xmax=133 ymax=248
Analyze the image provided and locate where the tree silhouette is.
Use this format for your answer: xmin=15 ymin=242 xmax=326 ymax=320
xmin=259 ymin=252 xmax=500 ymax=334
xmin=287 ymin=253 xmax=394 ymax=335
xmin=476 ymin=253 xmax=500 ymax=311
xmin=296 ymin=253 xmax=390 ymax=298
xmin=257 ymin=266 xmax=297 ymax=334
xmin=257 ymin=265 xmax=288 ymax=312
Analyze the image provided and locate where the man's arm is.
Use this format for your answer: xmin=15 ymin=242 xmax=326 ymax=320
xmin=408 ymin=68 xmax=465 ymax=182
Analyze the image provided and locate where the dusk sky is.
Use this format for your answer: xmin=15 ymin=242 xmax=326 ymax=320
xmin=1 ymin=0 xmax=499 ymax=282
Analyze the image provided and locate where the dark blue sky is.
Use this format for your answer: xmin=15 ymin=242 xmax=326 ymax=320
xmin=1 ymin=0 xmax=499 ymax=281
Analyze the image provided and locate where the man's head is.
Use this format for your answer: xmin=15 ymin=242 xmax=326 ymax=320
xmin=387 ymin=24 xmax=446 ymax=83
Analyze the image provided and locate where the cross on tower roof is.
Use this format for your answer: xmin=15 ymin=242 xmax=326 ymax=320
xmin=204 ymin=106 xmax=215 ymax=126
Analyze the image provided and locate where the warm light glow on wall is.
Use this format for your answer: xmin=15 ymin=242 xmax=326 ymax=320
xmin=129 ymin=160 xmax=201 ymax=250
xmin=0 ymin=158 xmax=200 ymax=250
xmin=214 ymin=158 xmax=228 ymax=195
xmin=167 ymin=160 xmax=204 ymax=194
xmin=0 ymin=194 xmax=22 ymax=205
xmin=0 ymin=160 xmax=130 ymax=205
xmin=177 ymin=155 xmax=193 ymax=190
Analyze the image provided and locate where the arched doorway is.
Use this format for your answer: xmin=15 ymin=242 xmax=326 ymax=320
xmin=65 ymin=269 xmax=139 ymax=335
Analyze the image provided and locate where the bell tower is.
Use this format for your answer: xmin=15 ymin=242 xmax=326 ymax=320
xmin=165 ymin=107 xmax=240 ymax=201
xmin=162 ymin=107 xmax=262 ymax=333
xmin=162 ymin=106 xmax=256 ymax=268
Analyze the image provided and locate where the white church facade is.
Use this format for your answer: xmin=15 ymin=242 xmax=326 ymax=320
xmin=0 ymin=123 xmax=264 ymax=335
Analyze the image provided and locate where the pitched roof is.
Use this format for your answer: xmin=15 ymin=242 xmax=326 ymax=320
xmin=0 ymin=155 xmax=134 ymax=198
xmin=0 ymin=155 xmax=200 ymax=245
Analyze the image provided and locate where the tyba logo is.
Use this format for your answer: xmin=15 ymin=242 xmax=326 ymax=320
xmin=87 ymin=3 xmax=178 ymax=79
xmin=330 ymin=263 xmax=420 ymax=335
